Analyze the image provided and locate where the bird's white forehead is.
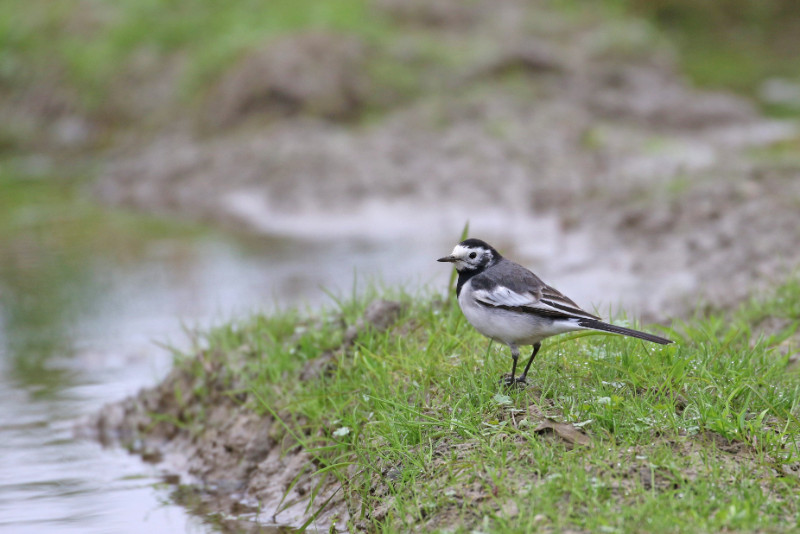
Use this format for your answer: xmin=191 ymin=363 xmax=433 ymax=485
xmin=451 ymin=244 xmax=486 ymax=258
xmin=451 ymin=244 xmax=472 ymax=258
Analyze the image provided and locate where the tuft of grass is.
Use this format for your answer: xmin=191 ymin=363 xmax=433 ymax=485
xmin=171 ymin=275 xmax=800 ymax=532
xmin=616 ymin=0 xmax=800 ymax=116
xmin=553 ymin=0 xmax=800 ymax=117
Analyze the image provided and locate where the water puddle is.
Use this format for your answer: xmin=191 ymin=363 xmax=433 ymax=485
xmin=0 ymin=177 xmax=456 ymax=532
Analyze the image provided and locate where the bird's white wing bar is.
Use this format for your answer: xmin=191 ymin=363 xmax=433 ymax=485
xmin=472 ymin=286 xmax=538 ymax=308
xmin=474 ymin=286 xmax=600 ymax=321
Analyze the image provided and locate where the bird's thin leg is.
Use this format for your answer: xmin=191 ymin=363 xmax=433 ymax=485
xmin=518 ymin=342 xmax=541 ymax=383
xmin=506 ymin=344 xmax=520 ymax=386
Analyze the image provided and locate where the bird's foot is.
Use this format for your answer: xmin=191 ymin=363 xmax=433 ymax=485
xmin=500 ymin=374 xmax=528 ymax=388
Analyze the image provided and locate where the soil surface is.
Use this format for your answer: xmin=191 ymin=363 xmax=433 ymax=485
xmin=79 ymin=0 xmax=800 ymax=530
xmin=93 ymin=3 xmax=800 ymax=320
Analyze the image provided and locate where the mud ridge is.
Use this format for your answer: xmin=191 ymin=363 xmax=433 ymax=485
xmin=79 ymin=300 xmax=403 ymax=531
xmin=93 ymin=2 xmax=800 ymax=321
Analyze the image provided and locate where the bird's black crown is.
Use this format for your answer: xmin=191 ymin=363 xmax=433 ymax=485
xmin=459 ymin=238 xmax=501 ymax=257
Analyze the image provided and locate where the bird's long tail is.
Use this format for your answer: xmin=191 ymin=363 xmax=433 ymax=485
xmin=577 ymin=318 xmax=673 ymax=345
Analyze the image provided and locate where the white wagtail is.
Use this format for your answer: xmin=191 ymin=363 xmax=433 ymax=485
xmin=438 ymin=238 xmax=673 ymax=386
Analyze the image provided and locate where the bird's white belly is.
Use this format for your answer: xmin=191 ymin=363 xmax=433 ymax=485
xmin=458 ymin=284 xmax=579 ymax=346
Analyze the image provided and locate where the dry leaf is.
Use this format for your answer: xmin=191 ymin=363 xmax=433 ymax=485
xmin=533 ymin=419 xmax=592 ymax=448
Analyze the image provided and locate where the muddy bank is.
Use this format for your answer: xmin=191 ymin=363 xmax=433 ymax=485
xmin=93 ymin=2 xmax=799 ymax=320
xmin=85 ymin=348 xmax=337 ymax=530
xmin=95 ymin=86 xmax=799 ymax=321
xmin=87 ymin=366 xmax=346 ymax=531
xmin=81 ymin=300 xmax=405 ymax=531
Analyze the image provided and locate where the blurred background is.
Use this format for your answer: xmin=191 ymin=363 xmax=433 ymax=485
xmin=1 ymin=0 xmax=799 ymax=532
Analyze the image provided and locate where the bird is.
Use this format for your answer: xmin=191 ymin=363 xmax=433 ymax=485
xmin=437 ymin=238 xmax=673 ymax=386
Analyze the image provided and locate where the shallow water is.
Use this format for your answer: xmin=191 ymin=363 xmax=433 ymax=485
xmin=0 ymin=187 xmax=452 ymax=533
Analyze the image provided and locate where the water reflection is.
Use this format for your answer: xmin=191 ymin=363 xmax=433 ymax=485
xmin=0 ymin=176 xmax=448 ymax=533
xmin=0 ymin=178 xmax=218 ymax=532
xmin=2 ymin=240 xmax=83 ymax=395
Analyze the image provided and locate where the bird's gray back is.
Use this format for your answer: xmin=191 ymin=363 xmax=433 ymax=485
xmin=469 ymin=257 xmax=599 ymax=319
xmin=470 ymin=258 xmax=546 ymax=297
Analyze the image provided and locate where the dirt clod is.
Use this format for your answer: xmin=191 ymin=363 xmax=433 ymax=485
xmin=344 ymin=300 xmax=404 ymax=345
xmin=207 ymin=32 xmax=368 ymax=128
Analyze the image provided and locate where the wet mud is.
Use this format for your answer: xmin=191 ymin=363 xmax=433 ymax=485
xmin=93 ymin=5 xmax=800 ymax=320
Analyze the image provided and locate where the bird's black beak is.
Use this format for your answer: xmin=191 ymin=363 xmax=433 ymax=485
xmin=437 ymin=255 xmax=456 ymax=263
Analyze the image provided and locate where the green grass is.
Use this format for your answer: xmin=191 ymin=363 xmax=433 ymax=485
xmin=0 ymin=0 xmax=378 ymax=109
xmin=553 ymin=0 xmax=800 ymax=117
xmin=1 ymin=0 xmax=487 ymax=136
xmin=167 ymin=277 xmax=800 ymax=532
xmin=622 ymin=0 xmax=800 ymax=89
xmin=617 ymin=0 xmax=800 ymax=116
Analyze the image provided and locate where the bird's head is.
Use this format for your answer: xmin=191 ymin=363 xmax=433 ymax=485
xmin=437 ymin=238 xmax=501 ymax=272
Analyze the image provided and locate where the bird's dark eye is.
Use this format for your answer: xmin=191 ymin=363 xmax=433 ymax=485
xmin=469 ymin=252 xmax=477 ymax=259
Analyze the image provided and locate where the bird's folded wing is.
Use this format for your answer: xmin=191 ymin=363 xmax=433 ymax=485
xmin=474 ymin=285 xmax=601 ymax=321
xmin=539 ymin=285 xmax=601 ymax=320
